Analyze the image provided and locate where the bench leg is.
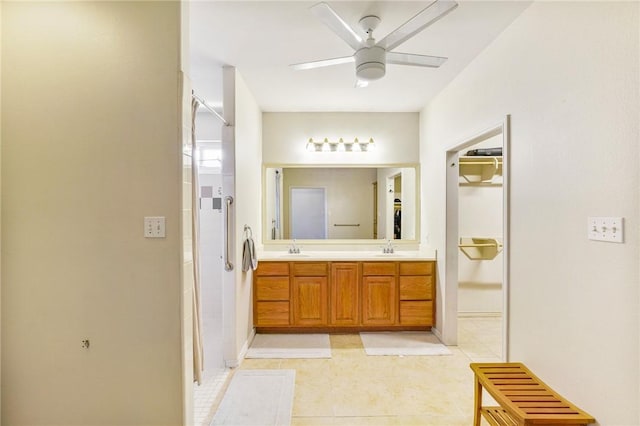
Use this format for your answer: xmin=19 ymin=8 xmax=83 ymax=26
xmin=473 ymin=376 xmax=482 ymax=426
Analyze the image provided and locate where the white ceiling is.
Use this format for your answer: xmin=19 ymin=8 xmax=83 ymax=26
xmin=189 ymin=1 xmax=531 ymax=112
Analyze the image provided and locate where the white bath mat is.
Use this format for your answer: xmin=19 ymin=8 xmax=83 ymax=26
xmin=246 ymin=333 xmax=331 ymax=359
xmin=211 ymin=369 xmax=295 ymax=426
xmin=359 ymin=331 xmax=452 ymax=356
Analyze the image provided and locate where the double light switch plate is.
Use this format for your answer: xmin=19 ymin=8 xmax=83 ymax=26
xmin=144 ymin=216 xmax=166 ymax=238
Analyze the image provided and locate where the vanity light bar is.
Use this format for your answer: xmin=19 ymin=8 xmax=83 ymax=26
xmin=306 ymin=137 xmax=375 ymax=152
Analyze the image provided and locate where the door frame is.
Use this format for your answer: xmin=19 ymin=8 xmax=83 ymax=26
xmin=386 ymin=173 xmax=401 ymax=240
xmin=443 ymin=115 xmax=510 ymax=360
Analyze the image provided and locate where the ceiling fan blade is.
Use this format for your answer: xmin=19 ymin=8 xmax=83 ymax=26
xmin=386 ymin=52 xmax=448 ymax=68
xmin=377 ymin=0 xmax=458 ymax=51
xmin=290 ymin=55 xmax=354 ymax=71
xmin=311 ymin=2 xmax=364 ymax=51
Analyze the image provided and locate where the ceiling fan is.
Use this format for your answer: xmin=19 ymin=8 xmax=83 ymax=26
xmin=291 ymin=0 xmax=458 ymax=87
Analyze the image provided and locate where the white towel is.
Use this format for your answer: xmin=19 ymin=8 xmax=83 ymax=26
xmin=242 ymin=236 xmax=258 ymax=272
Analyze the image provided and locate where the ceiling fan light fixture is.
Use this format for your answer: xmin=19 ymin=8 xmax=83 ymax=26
xmin=292 ymin=1 xmax=457 ymax=85
xmin=356 ymin=62 xmax=385 ymax=81
xmin=355 ymin=46 xmax=386 ymax=81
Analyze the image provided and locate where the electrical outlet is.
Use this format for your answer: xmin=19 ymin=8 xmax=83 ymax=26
xmin=144 ymin=216 xmax=166 ymax=238
xmin=588 ymin=217 xmax=624 ymax=243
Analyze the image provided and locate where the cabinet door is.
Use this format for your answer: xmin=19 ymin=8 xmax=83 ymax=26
xmin=362 ymin=276 xmax=396 ymax=326
xmin=292 ymin=276 xmax=328 ymax=326
xmin=330 ymin=263 xmax=359 ymax=326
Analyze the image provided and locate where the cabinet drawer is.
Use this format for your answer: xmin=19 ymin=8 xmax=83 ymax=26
xmin=256 ymin=277 xmax=290 ymax=301
xmin=362 ymin=262 xmax=395 ymax=276
xmin=399 ymin=301 xmax=433 ymax=326
xmin=292 ymin=262 xmax=328 ymax=276
xmin=399 ymin=276 xmax=433 ymax=300
xmin=256 ymin=262 xmax=289 ymax=276
xmin=399 ymin=262 xmax=434 ymax=276
xmin=256 ymin=301 xmax=290 ymax=326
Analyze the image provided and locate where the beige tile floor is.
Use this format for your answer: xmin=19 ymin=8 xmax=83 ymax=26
xmin=206 ymin=316 xmax=502 ymax=426
xmin=457 ymin=316 xmax=503 ymax=362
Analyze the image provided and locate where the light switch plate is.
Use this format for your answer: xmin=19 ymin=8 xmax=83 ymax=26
xmin=144 ymin=216 xmax=166 ymax=238
xmin=588 ymin=217 xmax=624 ymax=243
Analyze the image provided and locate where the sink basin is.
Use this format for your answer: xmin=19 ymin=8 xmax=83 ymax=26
xmin=278 ymin=253 xmax=311 ymax=258
xmin=374 ymin=253 xmax=407 ymax=258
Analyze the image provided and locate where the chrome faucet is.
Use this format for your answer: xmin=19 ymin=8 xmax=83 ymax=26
xmin=288 ymin=239 xmax=301 ymax=254
xmin=383 ymin=239 xmax=394 ymax=254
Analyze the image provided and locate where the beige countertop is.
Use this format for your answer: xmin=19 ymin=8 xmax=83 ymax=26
xmin=257 ymin=250 xmax=436 ymax=262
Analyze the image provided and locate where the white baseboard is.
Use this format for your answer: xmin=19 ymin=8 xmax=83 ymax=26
xmin=224 ymin=328 xmax=257 ymax=368
xmin=431 ymin=327 xmax=443 ymax=341
xmin=246 ymin=327 xmax=257 ymax=351
xmin=458 ymin=311 xmax=502 ymax=318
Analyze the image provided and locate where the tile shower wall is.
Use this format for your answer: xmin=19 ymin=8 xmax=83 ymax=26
xmin=198 ymin=173 xmax=224 ymax=371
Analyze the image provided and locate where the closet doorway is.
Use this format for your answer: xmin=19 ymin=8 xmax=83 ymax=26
xmin=444 ymin=116 xmax=510 ymax=361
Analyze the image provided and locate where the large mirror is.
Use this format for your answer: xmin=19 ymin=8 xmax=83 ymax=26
xmin=263 ymin=165 xmax=419 ymax=242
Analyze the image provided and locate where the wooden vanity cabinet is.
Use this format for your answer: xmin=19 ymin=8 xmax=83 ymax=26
xmin=253 ymin=260 xmax=435 ymax=331
xmin=361 ymin=262 xmax=397 ymax=326
xmin=291 ymin=262 xmax=328 ymax=326
xmin=254 ymin=262 xmax=290 ymax=326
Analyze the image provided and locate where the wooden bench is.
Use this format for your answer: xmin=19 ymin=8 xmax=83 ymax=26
xmin=470 ymin=362 xmax=595 ymax=426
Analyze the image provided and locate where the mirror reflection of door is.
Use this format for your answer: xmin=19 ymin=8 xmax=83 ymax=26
xmin=290 ymin=187 xmax=327 ymax=239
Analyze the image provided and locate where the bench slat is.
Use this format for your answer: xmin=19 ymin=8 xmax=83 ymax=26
xmin=486 ymin=373 xmax=530 ymax=378
xmin=491 ymin=378 xmax=537 ymax=384
xmin=481 ymin=407 xmax=518 ymax=426
xmin=524 ymin=408 xmax=581 ymax=414
xmin=516 ymin=402 xmax=570 ymax=407
xmin=494 ymin=384 xmax=547 ymax=390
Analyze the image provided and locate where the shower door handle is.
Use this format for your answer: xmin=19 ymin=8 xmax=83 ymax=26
xmin=224 ymin=195 xmax=234 ymax=271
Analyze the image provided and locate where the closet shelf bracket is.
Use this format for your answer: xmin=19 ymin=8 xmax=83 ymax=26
xmin=458 ymin=237 xmax=503 ymax=260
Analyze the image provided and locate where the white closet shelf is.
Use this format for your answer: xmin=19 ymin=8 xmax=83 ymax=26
xmin=459 ymin=156 xmax=503 ymax=184
xmin=458 ymin=237 xmax=503 ymax=260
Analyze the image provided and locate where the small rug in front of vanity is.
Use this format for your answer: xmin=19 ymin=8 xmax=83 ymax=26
xmin=211 ymin=369 xmax=295 ymax=426
xmin=359 ymin=331 xmax=451 ymax=356
xmin=246 ymin=333 xmax=331 ymax=359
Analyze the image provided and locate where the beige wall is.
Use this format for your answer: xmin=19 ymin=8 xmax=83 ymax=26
xmin=232 ymin=71 xmax=262 ymax=360
xmin=262 ymin=112 xmax=419 ymax=165
xmin=421 ymin=2 xmax=639 ymax=423
xmin=220 ymin=68 xmax=262 ymax=365
xmin=1 ymin=2 xmax=183 ymax=424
